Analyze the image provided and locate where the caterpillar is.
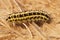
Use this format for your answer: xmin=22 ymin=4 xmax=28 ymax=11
xmin=6 ymin=10 xmax=51 ymax=26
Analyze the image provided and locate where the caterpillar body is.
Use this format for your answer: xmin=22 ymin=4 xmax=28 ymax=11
xmin=6 ymin=10 xmax=51 ymax=26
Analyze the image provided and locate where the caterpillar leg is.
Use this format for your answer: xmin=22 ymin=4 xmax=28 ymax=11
xmin=34 ymin=20 xmax=44 ymax=27
xmin=14 ymin=21 xmax=26 ymax=28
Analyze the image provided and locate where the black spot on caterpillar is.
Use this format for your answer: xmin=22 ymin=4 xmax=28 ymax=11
xmin=6 ymin=10 xmax=51 ymax=26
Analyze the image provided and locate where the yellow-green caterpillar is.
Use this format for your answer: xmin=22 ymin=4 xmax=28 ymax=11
xmin=6 ymin=10 xmax=51 ymax=24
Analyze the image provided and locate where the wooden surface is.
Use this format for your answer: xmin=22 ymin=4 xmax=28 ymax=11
xmin=0 ymin=0 xmax=60 ymax=40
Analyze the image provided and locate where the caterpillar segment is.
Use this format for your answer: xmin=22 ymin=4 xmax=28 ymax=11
xmin=6 ymin=11 xmax=51 ymax=26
